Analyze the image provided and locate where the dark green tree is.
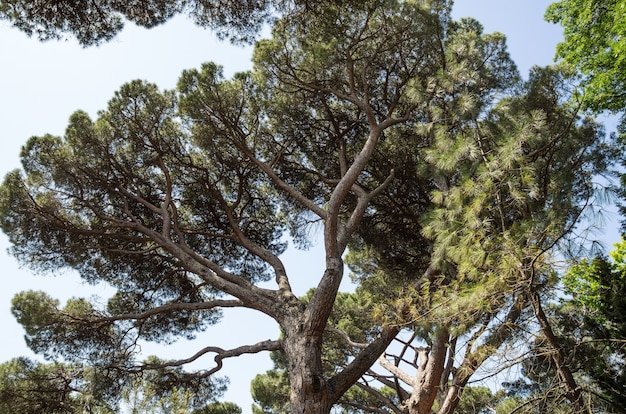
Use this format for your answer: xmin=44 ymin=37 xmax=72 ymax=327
xmin=0 ymin=355 xmax=237 ymax=413
xmin=454 ymin=387 xmax=504 ymax=414
xmin=0 ymin=0 xmax=382 ymax=46
xmin=120 ymin=356 xmax=230 ymax=414
xmin=0 ymin=1 xmax=616 ymax=413
xmin=193 ymin=402 xmax=242 ymax=414
xmin=0 ymin=357 xmax=105 ymax=414
xmin=0 ymin=0 xmax=273 ymax=45
xmin=251 ymin=358 xmax=290 ymax=414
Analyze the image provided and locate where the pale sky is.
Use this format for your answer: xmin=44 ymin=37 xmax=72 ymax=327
xmin=0 ymin=2 xmax=618 ymax=413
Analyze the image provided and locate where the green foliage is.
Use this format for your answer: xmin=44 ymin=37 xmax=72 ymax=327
xmin=9 ymin=291 xmax=227 ymax=408
xmin=193 ymin=402 xmax=242 ymax=414
xmin=0 ymin=355 xmax=236 ymax=414
xmin=0 ymin=75 xmax=282 ymax=378
xmin=455 ymin=386 xmax=504 ymax=414
xmin=494 ymin=398 xmax=520 ymax=414
xmin=546 ymin=0 xmax=626 ymax=112
xmin=0 ymin=0 xmax=274 ymax=45
xmin=0 ymin=1 xmax=620 ymax=412
xmin=336 ymin=385 xmax=400 ymax=413
xmin=251 ymin=369 xmax=290 ymax=414
xmin=0 ymin=357 xmax=112 ymax=414
xmin=0 ymin=0 xmax=428 ymax=46
xmin=563 ymin=238 xmax=626 ymax=338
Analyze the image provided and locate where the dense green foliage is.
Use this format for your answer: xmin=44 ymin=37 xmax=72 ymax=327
xmin=0 ymin=0 xmax=272 ymax=45
xmin=561 ymin=242 xmax=626 ymax=410
xmin=193 ymin=402 xmax=242 ymax=414
xmin=0 ymin=0 xmax=385 ymax=46
xmin=0 ymin=357 xmax=237 ymax=413
xmin=0 ymin=357 xmax=100 ymax=413
xmin=0 ymin=0 xmax=619 ymax=412
xmin=546 ymin=0 xmax=626 ymax=112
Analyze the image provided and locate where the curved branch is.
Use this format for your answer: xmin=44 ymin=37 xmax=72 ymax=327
xmin=237 ymin=143 xmax=327 ymax=220
xmin=122 ymin=223 xmax=280 ymax=318
xmin=377 ymin=353 xmax=416 ymax=388
xmin=140 ymin=339 xmax=283 ymax=376
xmin=364 ymin=368 xmax=411 ymax=402
xmin=528 ymin=288 xmax=585 ymax=413
xmin=326 ymin=327 xmax=368 ymax=349
xmin=438 ymin=294 xmax=527 ymax=414
xmin=339 ymin=168 xmax=395 ymax=252
xmin=353 ymin=380 xmax=405 ymax=414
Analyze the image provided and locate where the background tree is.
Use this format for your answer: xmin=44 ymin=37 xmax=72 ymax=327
xmin=193 ymin=402 xmax=242 ymax=414
xmin=543 ymin=3 xmax=626 ymax=411
xmin=545 ymin=0 xmax=626 ymax=112
xmin=0 ymin=357 xmax=105 ymax=414
xmin=0 ymin=355 xmax=235 ymax=414
xmin=0 ymin=356 xmax=240 ymax=413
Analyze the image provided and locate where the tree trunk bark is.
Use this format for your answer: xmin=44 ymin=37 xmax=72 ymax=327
xmin=282 ymin=324 xmax=333 ymax=414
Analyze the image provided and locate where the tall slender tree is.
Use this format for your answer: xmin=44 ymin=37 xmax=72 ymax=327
xmin=508 ymin=239 xmax=626 ymax=413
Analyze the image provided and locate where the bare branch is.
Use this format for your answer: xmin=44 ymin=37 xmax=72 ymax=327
xmin=354 ymin=380 xmax=405 ymax=414
xmin=140 ymin=339 xmax=283 ymax=376
xmin=377 ymin=353 xmax=416 ymax=388
xmin=326 ymin=327 xmax=368 ymax=349
xmin=339 ymin=169 xmax=395 ymax=251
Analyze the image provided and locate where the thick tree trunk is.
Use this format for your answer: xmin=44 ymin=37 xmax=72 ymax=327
xmin=282 ymin=323 xmax=332 ymax=414
xmin=280 ymin=300 xmax=400 ymax=413
xmin=278 ymin=258 xmax=342 ymax=414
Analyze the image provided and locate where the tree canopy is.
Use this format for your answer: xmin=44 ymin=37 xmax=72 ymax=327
xmin=546 ymin=0 xmax=626 ymax=112
xmin=0 ymin=0 xmax=619 ymax=413
xmin=0 ymin=0 xmax=377 ymax=46
xmin=0 ymin=0 xmax=272 ymax=45
xmin=0 ymin=356 xmax=239 ymax=413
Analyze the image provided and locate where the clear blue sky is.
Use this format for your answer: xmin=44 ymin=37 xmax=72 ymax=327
xmin=0 ymin=1 xmax=618 ymax=413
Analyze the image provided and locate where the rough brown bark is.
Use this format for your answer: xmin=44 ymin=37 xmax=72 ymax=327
xmin=279 ymin=260 xmax=401 ymax=414
xmin=283 ymin=330 xmax=331 ymax=413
